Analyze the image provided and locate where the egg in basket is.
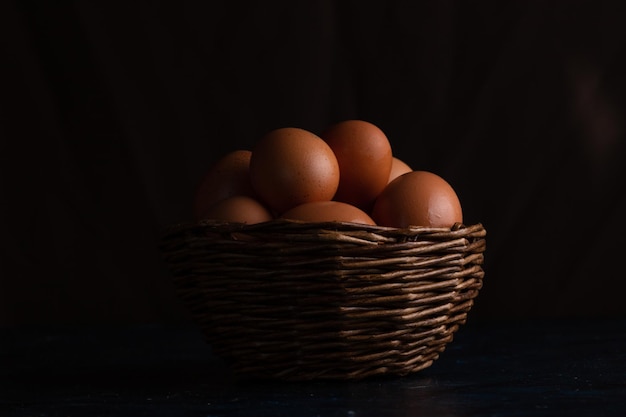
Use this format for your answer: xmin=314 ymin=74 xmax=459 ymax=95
xmin=160 ymin=120 xmax=486 ymax=381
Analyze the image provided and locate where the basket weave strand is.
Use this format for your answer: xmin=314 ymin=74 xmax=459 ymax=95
xmin=160 ymin=219 xmax=486 ymax=381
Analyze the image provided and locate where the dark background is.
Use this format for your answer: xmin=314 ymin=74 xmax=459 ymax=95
xmin=2 ymin=1 xmax=625 ymax=327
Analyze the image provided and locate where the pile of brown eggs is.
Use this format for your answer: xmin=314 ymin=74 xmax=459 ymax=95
xmin=193 ymin=120 xmax=463 ymax=229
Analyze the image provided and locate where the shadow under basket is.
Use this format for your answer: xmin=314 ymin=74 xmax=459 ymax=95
xmin=159 ymin=219 xmax=486 ymax=381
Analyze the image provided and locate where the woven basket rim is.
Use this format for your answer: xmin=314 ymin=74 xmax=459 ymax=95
xmin=161 ymin=218 xmax=486 ymax=238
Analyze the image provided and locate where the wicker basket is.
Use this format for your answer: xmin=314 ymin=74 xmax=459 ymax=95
xmin=159 ymin=219 xmax=486 ymax=381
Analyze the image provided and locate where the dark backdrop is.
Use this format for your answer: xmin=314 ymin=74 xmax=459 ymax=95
xmin=2 ymin=1 xmax=625 ymax=327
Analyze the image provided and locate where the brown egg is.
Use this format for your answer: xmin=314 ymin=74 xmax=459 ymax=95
xmin=388 ymin=156 xmax=412 ymax=183
xmin=371 ymin=170 xmax=463 ymax=228
xmin=201 ymin=195 xmax=274 ymax=224
xmin=280 ymin=201 xmax=376 ymax=225
xmin=192 ymin=150 xmax=256 ymax=221
xmin=320 ymin=119 xmax=393 ymax=211
xmin=249 ymin=127 xmax=340 ymax=214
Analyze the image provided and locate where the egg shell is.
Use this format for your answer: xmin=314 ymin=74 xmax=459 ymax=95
xmin=201 ymin=195 xmax=274 ymax=224
xmin=249 ymin=127 xmax=340 ymax=214
xmin=388 ymin=156 xmax=412 ymax=183
xmin=192 ymin=150 xmax=255 ymax=221
xmin=371 ymin=170 xmax=463 ymax=228
xmin=280 ymin=200 xmax=376 ymax=225
xmin=320 ymin=119 xmax=393 ymax=211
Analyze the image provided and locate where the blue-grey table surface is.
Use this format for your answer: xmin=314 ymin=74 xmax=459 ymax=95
xmin=2 ymin=317 xmax=625 ymax=416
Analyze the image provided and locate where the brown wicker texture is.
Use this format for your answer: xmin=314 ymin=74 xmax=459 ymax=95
xmin=159 ymin=219 xmax=486 ymax=381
